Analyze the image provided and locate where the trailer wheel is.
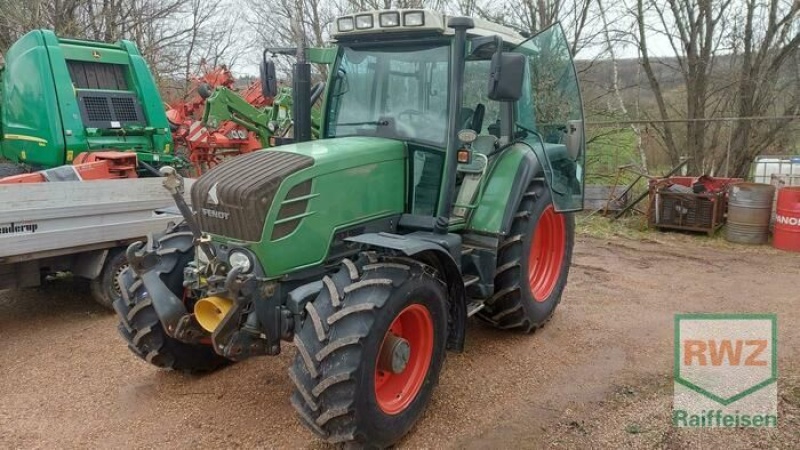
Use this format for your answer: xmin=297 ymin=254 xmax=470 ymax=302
xmin=477 ymin=181 xmax=575 ymax=332
xmin=290 ymin=257 xmax=448 ymax=447
xmin=90 ymin=249 xmax=128 ymax=310
xmin=113 ymin=234 xmax=229 ymax=373
xmin=0 ymin=162 xmax=25 ymax=178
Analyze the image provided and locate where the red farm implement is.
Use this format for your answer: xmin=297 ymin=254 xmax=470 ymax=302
xmin=166 ymin=64 xmax=273 ymax=175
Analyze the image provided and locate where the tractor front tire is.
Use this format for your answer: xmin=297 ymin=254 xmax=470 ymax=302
xmin=113 ymin=234 xmax=229 ymax=373
xmin=90 ymin=248 xmax=128 ymax=310
xmin=477 ymin=181 xmax=575 ymax=332
xmin=290 ymin=257 xmax=448 ymax=447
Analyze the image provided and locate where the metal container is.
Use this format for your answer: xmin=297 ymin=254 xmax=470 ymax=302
xmin=773 ymin=186 xmax=800 ymax=252
xmin=725 ymin=183 xmax=776 ymax=244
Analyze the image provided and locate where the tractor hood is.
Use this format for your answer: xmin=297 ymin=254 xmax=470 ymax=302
xmin=190 ymin=137 xmax=407 ymax=254
xmin=276 ymin=136 xmax=406 ymax=171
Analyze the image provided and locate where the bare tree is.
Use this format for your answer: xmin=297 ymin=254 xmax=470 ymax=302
xmin=0 ymin=0 xmax=242 ymax=89
xmin=630 ymin=0 xmax=798 ymax=176
xmin=596 ymin=0 xmax=647 ymax=172
xmin=724 ymin=0 xmax=799 ymax=177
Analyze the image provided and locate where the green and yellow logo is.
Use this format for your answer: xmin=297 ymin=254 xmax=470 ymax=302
xmin=673 ymin=314 xmax=777 ymax=427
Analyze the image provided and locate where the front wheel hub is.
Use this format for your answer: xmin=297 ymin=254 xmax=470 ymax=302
xmin=379 ymin=334 xmax=411 ymax=374
xmin=374 ymin=304 xmax=434 ymax=415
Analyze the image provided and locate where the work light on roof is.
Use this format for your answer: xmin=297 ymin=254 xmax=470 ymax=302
xmin=355 ymin=14 xmax=374 ymax=29
xmin=403 ymin=11 xmax=425 ymax=26
xmin=379 ymin=11 xmax=400 ymax=27
xmin=337 ymin=17 xmax=354 ymax=32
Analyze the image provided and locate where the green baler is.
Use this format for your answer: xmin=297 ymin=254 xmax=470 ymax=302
xmin=0 ymin=30 xmax=175 ymax=170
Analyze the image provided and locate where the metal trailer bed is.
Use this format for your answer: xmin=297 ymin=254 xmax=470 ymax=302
xmin=0 ymin=178 xmax=189 ymax=301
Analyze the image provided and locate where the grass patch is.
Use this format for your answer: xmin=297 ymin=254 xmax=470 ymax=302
xmin=575 ymin=212 xmax=651 ymax=240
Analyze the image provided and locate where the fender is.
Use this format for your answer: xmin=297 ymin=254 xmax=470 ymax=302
xmin=467 ymin=143 xmax=542 ymax=236
xmin=346 ymin=232 xmax=467 ymax=352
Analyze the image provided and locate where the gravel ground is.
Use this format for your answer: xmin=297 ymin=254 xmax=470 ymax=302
xmin=1 ymin=232 xmax=798 ymax=448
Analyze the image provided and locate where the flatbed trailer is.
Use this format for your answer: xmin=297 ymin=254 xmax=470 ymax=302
xmin=0 ymin=178 xmax=189 ymax=308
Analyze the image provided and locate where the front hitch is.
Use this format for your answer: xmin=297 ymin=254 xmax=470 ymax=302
xmin=159 ymin=166 xmax=214 ymax=260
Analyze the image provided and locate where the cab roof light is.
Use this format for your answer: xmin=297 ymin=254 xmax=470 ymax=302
xmin=379 ymin=11 xmax=400 ymax=27
xmin=355 ymin=14 xmax=374 ymax=30
xmin=403 ymin=11 xmax=425 ymax=27
xmin=337 ymin=17 xmax=354 ymax=32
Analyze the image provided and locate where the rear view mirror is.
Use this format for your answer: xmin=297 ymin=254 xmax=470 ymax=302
xmin=260 ymin=56 xmax=278 ymax=98
xmin=488 ymin=51 xmax=525 ymax=102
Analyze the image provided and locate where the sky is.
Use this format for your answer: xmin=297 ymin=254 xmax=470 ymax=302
xmin=227 ymin=4 xmax=679 ymax=78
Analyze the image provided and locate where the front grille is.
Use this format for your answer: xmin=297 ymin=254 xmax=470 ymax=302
xmin=110 ymin=97 xmax=139 ymax=121
xmin=271 ymin=180 xmax=312 ymax=240
xmin=84 ymin=96 xmax=113 ymax=121
xmin=191 ymin=151 xmax=315 ymax=242
xmin=77 ymin=91 xmax=146 ymax=128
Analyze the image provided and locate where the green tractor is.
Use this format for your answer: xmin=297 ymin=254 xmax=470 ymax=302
xmin=115 ymin=9 xmax=585 ymax=447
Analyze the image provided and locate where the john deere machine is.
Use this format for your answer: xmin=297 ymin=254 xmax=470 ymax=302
xmin=0 ymin=30 xmax=176 ymax=177
xmin=115 ymin=9 xmax=585 ymax=447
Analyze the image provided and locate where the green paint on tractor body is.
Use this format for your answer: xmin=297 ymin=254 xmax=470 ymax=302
xmin=206 ymin=137 xmax=406 ymax=276
xmin=0 ymin=30 xmax=174 ymax=168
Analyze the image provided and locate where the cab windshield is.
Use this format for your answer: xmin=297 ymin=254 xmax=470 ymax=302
xmin=325 ymin=43 xmax=450 ymax=147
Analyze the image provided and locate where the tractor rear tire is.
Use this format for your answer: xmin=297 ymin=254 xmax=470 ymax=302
xmin=290 ymin=257 xmax=448 ymax=447
xmin=90 ymin=248 xmax=127 ymax=310
xmin=113 ymin=233 xmax=230 ymax=373
xmin=477 ymin=181 xmax=574 ymax=332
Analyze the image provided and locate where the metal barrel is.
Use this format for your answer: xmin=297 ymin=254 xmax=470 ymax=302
xmin=725 ymin=183 xmax=776 ymax=245
xmin=773 ymin=186 xmax=800 ymax=252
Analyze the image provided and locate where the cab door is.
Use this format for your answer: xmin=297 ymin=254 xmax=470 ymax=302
xmin=514 ymin=24 xmax=585 ymax=212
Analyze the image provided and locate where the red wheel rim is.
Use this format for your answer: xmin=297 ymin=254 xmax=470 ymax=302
xmin=528 ymin=204 xmax=566 ymax=302
xmin=374 ymin=304 xmax=434 ymax=415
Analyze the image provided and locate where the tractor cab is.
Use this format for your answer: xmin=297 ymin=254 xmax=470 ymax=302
xmin=325 ymin=10 xmax=585 ymax=215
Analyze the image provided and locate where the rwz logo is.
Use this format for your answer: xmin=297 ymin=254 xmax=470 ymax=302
xmin=673 ymin=314 xmax=777 ymax=428
xmin=683 ymin=339 xmax=769 ymax=367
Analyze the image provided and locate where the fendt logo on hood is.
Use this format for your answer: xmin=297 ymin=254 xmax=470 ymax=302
xmin=207 ymin=183 xmax=220 ymax=205
xmin=201 ymin=183 xmax=230 ymax=220
xmin=201 ymin=208 xmax=230 ymax=220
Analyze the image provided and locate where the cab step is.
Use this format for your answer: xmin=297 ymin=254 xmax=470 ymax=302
xmin=466 ymin=299 xmax=486 ymax=317
xmin=463 ymin=274 xmax=479 ymax=287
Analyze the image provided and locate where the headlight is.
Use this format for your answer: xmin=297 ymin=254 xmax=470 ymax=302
xmin=404 ymin=11 xmax=425 ymax=27
xmin=337 ymin=17 xmax=354 ymax=32
xmin=228 ymin=250 xmax=253 ymax=273
xmin=355 ymin=14 xmax=374 ymax=29
xmin=379 ymin=12 xmax=400 ymax=27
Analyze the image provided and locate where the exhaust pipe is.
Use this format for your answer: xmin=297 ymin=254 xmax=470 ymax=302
xmin=194 ymin=296 xmax=234 ymax=332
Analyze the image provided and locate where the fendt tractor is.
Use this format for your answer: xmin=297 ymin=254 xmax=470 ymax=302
xmin=115 ymin=9 xmax=585 ymax=447
xmin=0 ymin=30 xmax=177 ymax=177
